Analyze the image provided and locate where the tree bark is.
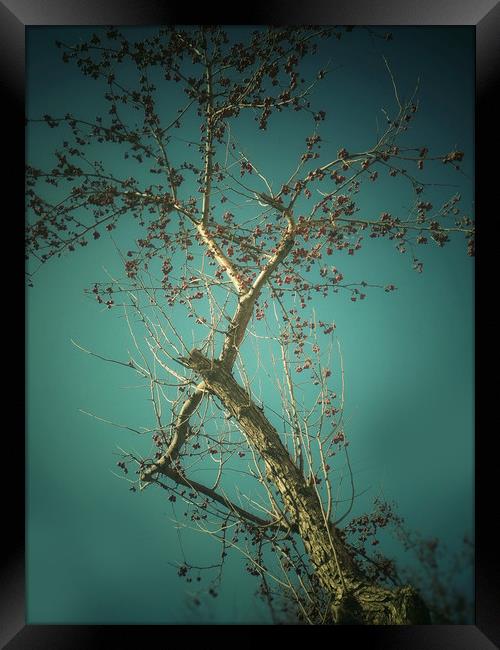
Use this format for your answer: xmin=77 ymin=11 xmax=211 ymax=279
xmin=184 ymin=349 xmax=431 ymax=625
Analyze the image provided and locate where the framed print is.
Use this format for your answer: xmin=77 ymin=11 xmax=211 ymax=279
xmin=3 ymin=0 xmax=497 ymax=646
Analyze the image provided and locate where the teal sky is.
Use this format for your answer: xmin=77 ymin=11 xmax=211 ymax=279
xmin=26 ymin=26 xmax=474 ymax=624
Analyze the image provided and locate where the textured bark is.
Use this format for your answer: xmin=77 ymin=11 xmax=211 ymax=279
xmin=141 ymin=381 xmax=206 ymax=480
xmin=143 ymin=211 xmax=295 ymax=475
xmin=184 ymin=349 xmax=431 ymax=625
xmin=220 ymin=221 xmax=295 ymax=368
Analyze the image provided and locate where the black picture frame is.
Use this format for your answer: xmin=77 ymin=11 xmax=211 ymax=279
xmin=6 ymin=0 xmax=497 ymax=646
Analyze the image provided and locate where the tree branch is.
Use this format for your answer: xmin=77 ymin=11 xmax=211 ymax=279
xmin=151 ymin=470 xmax=296 ymax=533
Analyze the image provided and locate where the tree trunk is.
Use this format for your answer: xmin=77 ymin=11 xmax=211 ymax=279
xmin=185 ymin=349 xmax=430 ymax=625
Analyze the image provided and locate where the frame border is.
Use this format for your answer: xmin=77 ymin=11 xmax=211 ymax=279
xmin=5 ymin=1 xmax=497 ymax=646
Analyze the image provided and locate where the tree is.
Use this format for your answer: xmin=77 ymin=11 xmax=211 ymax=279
xmin=26 ymin=25 xmax=474 ymax=624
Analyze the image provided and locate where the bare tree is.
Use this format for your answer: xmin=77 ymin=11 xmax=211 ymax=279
xmin=26 ymin=26 xmax=474 ymax=624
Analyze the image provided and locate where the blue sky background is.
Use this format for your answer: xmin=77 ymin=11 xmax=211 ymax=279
xmin=26 ymin=26 xmax=474 ymax=623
